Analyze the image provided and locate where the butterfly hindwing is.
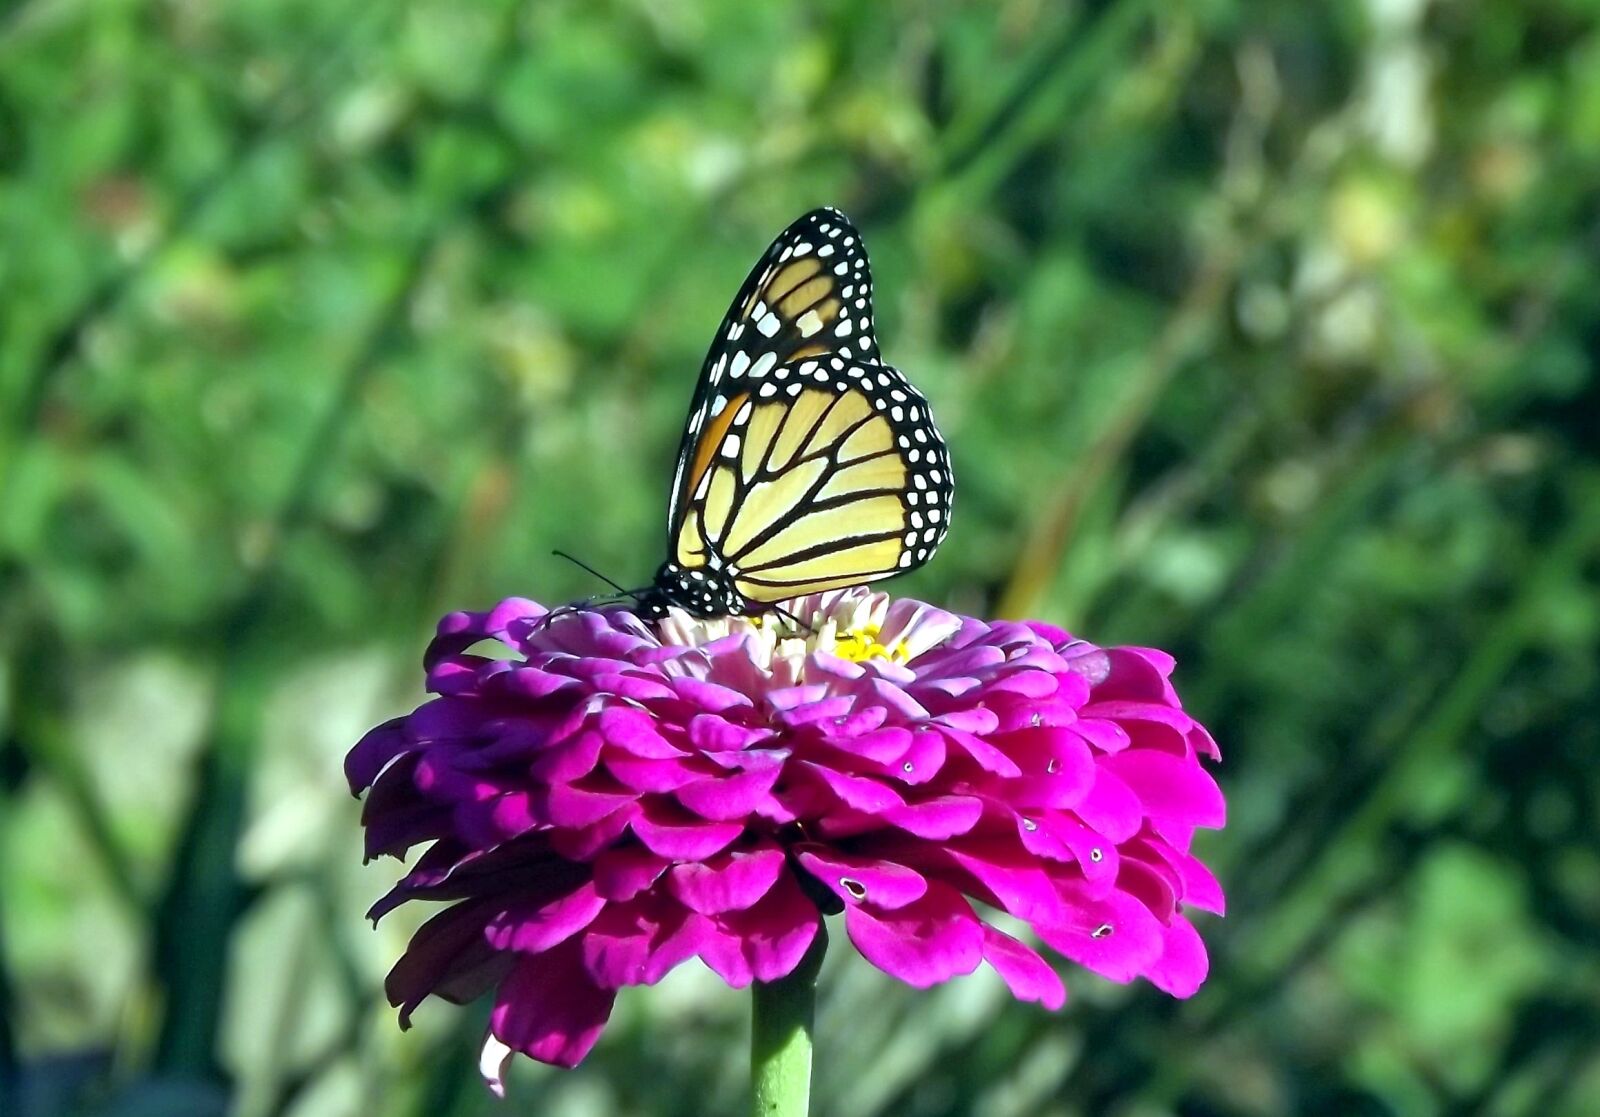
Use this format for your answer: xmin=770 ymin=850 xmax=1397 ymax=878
xmin=673 ymin=359 xmax=952 ymax=603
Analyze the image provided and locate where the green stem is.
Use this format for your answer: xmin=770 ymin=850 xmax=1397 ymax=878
xmin=751 ymin=925 xmax=827 ymax=1117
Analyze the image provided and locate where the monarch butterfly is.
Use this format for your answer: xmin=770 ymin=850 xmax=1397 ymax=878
xmin=631 ymin=207 xmax=953 ymax=620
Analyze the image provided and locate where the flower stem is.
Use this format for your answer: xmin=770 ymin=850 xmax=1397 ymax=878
xmin=751 ymin=925 xmax=827 ymax=1117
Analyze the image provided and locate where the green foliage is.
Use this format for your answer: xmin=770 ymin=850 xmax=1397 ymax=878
xmin=3 ymin=1 xmax=1599 ymax=1115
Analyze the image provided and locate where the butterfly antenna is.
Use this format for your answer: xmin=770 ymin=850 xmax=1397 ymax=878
xmin=552 ymin=550 xmax=632 ymax=595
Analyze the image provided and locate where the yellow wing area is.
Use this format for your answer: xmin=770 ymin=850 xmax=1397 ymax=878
xmin=673 ymin=386 xmax=912 ymax=603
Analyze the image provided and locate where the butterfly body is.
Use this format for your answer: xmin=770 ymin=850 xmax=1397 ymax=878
xmin=639 ymin=208 xmax=952 ymax=621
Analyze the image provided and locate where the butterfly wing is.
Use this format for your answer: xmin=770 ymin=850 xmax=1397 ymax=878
xmin=668 ymin=207 xmax=882 ymax=541
xmin=673 ymin=360 xmax=952 ymax=603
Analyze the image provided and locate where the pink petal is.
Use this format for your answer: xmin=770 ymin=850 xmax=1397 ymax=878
xmin=795 ymin=846 xmax=928 ymax=909
xmin=489 ymin=941 xmax=616 ymax=1069
xmin=592 ymin=846 xmax=670 ymax=902
xmin=528 ymin=726 xmax=605 ymax=783
xmin=844 ymin=882 xmax=984 ymax=988
xmin=346 ymin=718 xmax=409 ymax=793
xmin=1073 ymin=717 xmax=1131 ymax=753
xmin=598 ymin=706 xmax=681 ymax=759
xmin=882 ymin=795 xmax=984 ymax=839
xmin=1103 ymin=749 xmax=1226 ymax=828
xmin=632 ymin=802 xmax=743 ymax=859
xmin=868 ymin=677 xmax=929 ymax=718
xmin=942 ymin=840 xmax=1067 ymax=924
xmin=894 ymin=728 xmax=948 ymax=785
xmin=1073 ymin=767 xmax=1143 ymax=843
xmin=673 ymin=764 xmax=783 ymax=821
xmin=998 ymin=727 xmax=1094 ymax=809
xmin=1037 ymin=888 xmax=1164 ymax=984
xmin=981 ymin=925 xmax=1066 ymax=1010
xmin=827 ymin=726 xmax=912 ymax=764
xmin=670 ymin=676 xmax=754 ymax=713
xmin=1153 ymin=843 xmax=1226 ymax=915
xmin=699 ymin=871 xmax=820 ymax=985
xmin=581 ymin=896 xmax=695 ymax=988
xmin=542 ymin=778 xmax=637 ymax=829
xmin=798 ymin=761 xmax=905 ymax=812
xmin=937 ymin=726 xmax=1022 ymax=777
xmin=485 ymin=882 xmax=606 ymax=953
xmin=1148 ymin=915 xmax=1209 ymax=997
xmin=604 ymin=753 xmax=704 ymax=793
xmin=1044 ymin=815 xmax=1121 ymax=891
xmin=667 ymin=845 xmax=787 ymax=914
xmin=688 ymin=714 xmax=773 ymax=752
xmin=932 ymin=706 xmax=1001 ymax=735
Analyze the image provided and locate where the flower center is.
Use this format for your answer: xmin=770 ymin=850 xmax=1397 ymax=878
xmin=830 ymin=622 xmax=910 ymax=665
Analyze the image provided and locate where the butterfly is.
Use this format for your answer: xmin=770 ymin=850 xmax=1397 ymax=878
xmin=632 ymin=207 xmax=953 ymax=620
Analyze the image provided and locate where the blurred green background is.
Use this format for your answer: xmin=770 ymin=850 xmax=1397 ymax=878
xmin=4 ymin=1 xmax=1599 ymax=1115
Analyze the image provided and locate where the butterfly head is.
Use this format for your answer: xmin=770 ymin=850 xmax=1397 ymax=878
xmin=635 ymin=561 xmax=750 ymax=621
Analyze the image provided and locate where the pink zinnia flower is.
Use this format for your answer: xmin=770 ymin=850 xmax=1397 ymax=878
xmin=347 ymin=590 xmax=1224 ymax=1091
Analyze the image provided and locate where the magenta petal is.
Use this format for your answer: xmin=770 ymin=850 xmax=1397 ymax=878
xmin=1073 ymin=717 xmax=1131 ymax=753
xmin=799 ymin=762 xmax=905 ymax=812
xmin=529 ymin=727 xmax=605 ymax=783
xmin=1074 ymin=767 xmax=1143 ymax=843
xmin=670 ymin=676 xmax=753 ymax=713
xmin=1103 ymin=749 xmax=1226 ymax=828
xmin=688 ymin=714 xmax=773 ymax=752
xmin=795 ymin=846 xmax=928 ymax=909
xmin=346 ymin=718 xmax=409 ymax=793
xmin=485 ymin=883 xmax=606 ymax=953
xmin=598 ymin=706 xmax=681 ymax=759
xmin=386 ymin=899 xmax=498 ymax=1024
xmin=489 ymin=941 xmax=616 ymax=1069
xmin=673 ymin=764 xmax=783 ymax=821
xmin=701 ymin=872 xmax=820 ymax=985
xmin=632 ymin=803 xmax=743 ymax=859
xmin=1000 ymin=727 xmax=1095 ymax=810
xmin=869 ymin=677 xmax=929 ymax=718
xmin=604 ymin=753 xmax=703 ymax=793
xmin=893 ymin=729 xmax=947 ymax=784
xmin=581 ymin=896 xmax=694 ymax=988
xmin=938 ymin=727 xmax=1022 ymax=777
xmin=543 ymin=779 xmax=637 ymax=829
xmin=1148 ymin=915 xmax=1209 ymax=997
xmin=981 ymin=925 xmax=1066 ymax=1010
xmin=592 ymin=846 xmax=670 ymax=902
xmin=1045 ymin=816 xmax=1121 ymax=891
xmin=883 ymin=795 xmax=983 ymax=839
xmin=1037 ymin=888 xmax=1165 ymax=984
xmin=943 ymin=841 xmax=1066 ymax=924
xmin=844 ymin=882 xmax=984 ymax=988
xmin=667 ymin=846 xmax=786 ymax=914
xmin=1155 ymin=843 xmax=1226 ymax=914
xmin=828 ymin=725 xmax=912 ymax=764
xmin=550 ymin=803 xmax=638 ymax=861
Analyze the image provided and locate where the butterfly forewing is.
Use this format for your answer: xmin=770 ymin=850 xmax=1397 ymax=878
xmin=668 ymin=208 xmax=881 ymax=538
